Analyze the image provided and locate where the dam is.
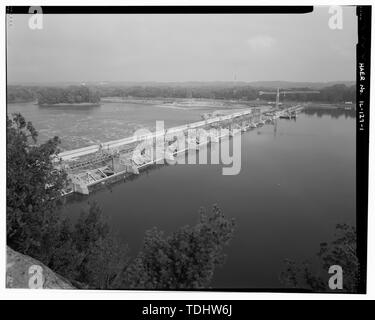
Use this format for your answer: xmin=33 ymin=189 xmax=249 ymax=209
xmin=55 ymin=105 xmax=303 ymax=195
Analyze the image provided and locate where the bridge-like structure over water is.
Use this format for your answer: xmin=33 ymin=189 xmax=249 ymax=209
xmin=56 ymin=105 xmax=303 ymax=195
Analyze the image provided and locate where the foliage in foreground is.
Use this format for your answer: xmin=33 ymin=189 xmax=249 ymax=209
xmin=6 ymin=113 xmax=235 ymax=289
xmin=118 ymin=206 xmax=235 ymax=289
xmin=7 ymin=113 xmax=67 ymax=262
xmin=280 ymin=224 xmax=359 ymax=293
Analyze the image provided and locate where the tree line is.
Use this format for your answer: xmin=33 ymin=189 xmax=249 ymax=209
xmin=97 ymin=84 xmax=356 ymax=103
xmin=37 ymin=86 xmax=101 ymax=105
xmin=8 ymin=83 xmax=356 ymax=104
xmin=7 ymin=85 xmax=101 ymax=105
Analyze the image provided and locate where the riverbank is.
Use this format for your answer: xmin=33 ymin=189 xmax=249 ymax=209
xmin=38 ymin=102 xmax=101 ymax=107
xmin=100 ymin=96 xmax=256 ymax=109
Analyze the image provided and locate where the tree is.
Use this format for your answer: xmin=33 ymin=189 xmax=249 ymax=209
xmin=280 ymin=224 xmax=359 ymax=293
xmin=7 ymin=86 xmax=36 ymax=103
xmin=119 ymin=205 xmax=235 ymax=289
xmin=7 ymin=113 xmax=67 ymax=262
xmin=36 ymin=201 xmax=129 ymax=290
xmin=6 ymin=114 xmax=127 ymax=289
xmin=70 ymin=202 xmax=129 ymax=289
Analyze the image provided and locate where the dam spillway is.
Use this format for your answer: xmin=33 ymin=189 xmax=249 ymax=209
xmin=55 ymin=105 xmax=303 ymax=195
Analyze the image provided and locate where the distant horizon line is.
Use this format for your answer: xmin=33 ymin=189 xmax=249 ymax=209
xmin=8 ymin=80 xmax=356 ymax=86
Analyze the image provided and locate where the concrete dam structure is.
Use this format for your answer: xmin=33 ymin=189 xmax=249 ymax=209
xmin=55 ymin=105 xmax=303 ymax=195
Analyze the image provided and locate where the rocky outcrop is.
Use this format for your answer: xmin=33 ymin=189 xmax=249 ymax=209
xmin=6 ymin=246 xmax=75 ymax=289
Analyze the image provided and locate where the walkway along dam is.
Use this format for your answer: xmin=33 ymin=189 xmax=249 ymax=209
xmin=54 ymin=105 xmax=303 ymax=195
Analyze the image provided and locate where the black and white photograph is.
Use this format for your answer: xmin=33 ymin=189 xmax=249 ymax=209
xmin=4 ymin=4 xmax=371 ymax=298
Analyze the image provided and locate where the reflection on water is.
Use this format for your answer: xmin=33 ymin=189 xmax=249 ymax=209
xmin=58 ymin=108 xmax=355 ymax=289
xmin=303 ymin=107 xmax=356 ymax=119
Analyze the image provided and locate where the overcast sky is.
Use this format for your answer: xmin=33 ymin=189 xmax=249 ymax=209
xmin=7 ymin=7 xmax=357 ymax=83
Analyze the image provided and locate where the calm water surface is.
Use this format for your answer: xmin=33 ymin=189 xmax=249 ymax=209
xmin=8 ymin=102 xmax=356 ymax=288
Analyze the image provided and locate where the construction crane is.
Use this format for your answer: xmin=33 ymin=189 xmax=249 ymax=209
xmin=259 ymin=88 xmax=320 ymax=109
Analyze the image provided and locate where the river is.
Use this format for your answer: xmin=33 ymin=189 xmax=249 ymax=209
xmin=7 ymin=101 xmax=356 ymax=289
